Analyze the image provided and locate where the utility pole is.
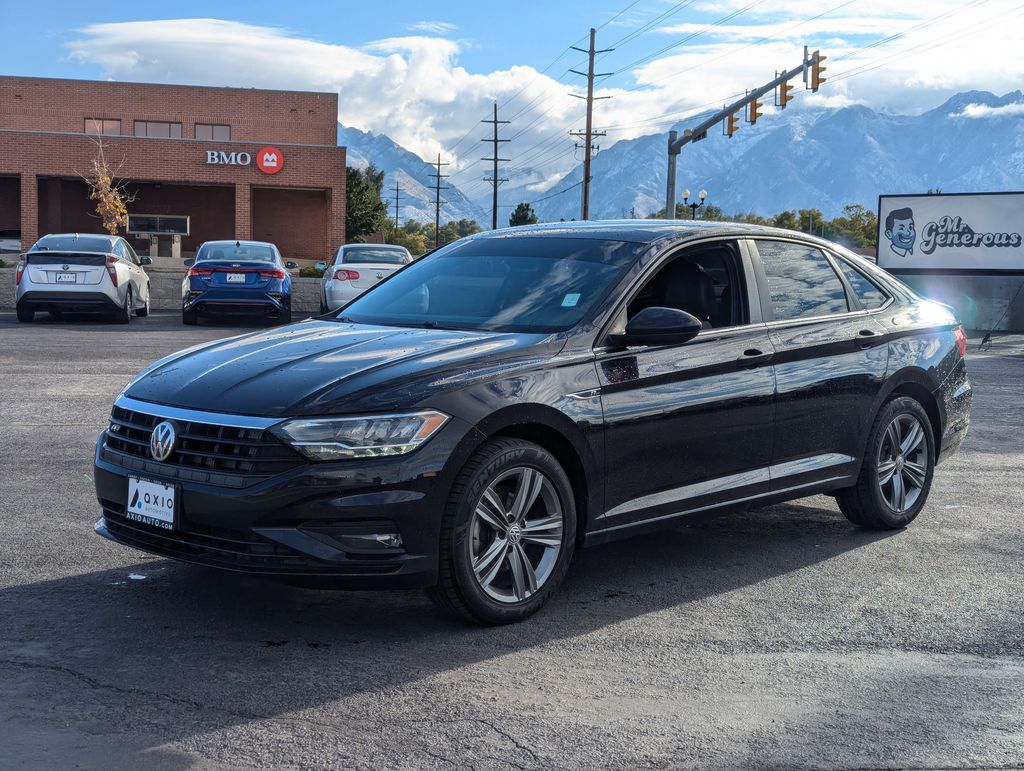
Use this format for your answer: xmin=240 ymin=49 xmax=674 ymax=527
xmin=481 ymin=102 xmax=510 ymax=230
xmin=391 ymin=179 xmax=403 ymax=229
xmin=569 ymin=28 xmax=612 ymax=221
xmin=429 ymin=153 xmax=450 ymax=249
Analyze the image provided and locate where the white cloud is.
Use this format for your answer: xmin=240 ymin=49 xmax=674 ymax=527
xmin=407 ymin=21 xmax=457 ymax=35
xmin=952 ymin=102 xmax=1024 ymax=119
xmin=65 ymin=5 xmax=1024 ymax=200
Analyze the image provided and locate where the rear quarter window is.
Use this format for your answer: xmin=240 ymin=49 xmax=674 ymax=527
xmin=756 ymin=240 xmax=850 ymax=321
xmin=833 ymin=257 xmax=889 ymax=309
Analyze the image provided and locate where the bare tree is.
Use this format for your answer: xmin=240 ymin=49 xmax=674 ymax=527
xmin=82 ymin=136 xmax=136 ymax=235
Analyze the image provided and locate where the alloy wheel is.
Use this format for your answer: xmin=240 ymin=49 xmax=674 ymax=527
xmin=877 ymin=413 xmax=928 ymax=513
xmin=469 ymin=466 xmax=564 ymax=604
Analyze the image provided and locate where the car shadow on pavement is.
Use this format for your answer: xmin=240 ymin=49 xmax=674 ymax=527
xmin=0 ymin=498 xmax=897 ymax=767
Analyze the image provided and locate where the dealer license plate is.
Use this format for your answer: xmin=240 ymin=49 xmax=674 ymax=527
xmin=226 ymin=273 xmax=246 ymax=283
xmin=55 ymin=272 xmax=77 ymax=283
xmin=126 ymin=477 xmax=176 ymax=530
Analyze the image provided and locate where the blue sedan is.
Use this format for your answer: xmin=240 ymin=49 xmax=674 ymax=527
xmin=181 ymin=240 xmax=295 ymax=325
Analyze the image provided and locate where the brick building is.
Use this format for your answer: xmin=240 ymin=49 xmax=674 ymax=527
xmin=0 ymin=76 xmax=346 ymax=260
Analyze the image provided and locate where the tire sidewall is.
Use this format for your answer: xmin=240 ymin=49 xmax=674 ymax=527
xmin=864 ymin=396 xmax=936 ymax=528
xmin=448 ymin=442 xmax=576 ymax=623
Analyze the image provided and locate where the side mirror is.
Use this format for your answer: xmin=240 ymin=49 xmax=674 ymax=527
xmin=139 ymin=255 xmax=152 ymax=266
xmin=608 ymin=306 xmax=703 ymax=348
xmin=314 ymin=261 xmax=327 ymax=272
xmin=183 ymin=258 xmax=194 ymax=267
xmin=285 ymin=261 xmax=298 ymax=270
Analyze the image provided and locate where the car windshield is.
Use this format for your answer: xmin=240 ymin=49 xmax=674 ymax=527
xmin=33 ymin=235 xmax=113 ymax=253
xmin=334 ymin=236 xmax=644 ymax=333
xmin=197 ymin=243 xmax=276 ymax=262
xmin=341 ymin=248 xmax=409 ymax=266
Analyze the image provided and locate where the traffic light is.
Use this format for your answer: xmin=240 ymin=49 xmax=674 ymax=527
xmin=726 ymin=112 xmax=739 ymax=137
xmin=748 ymin=97 xmax=762 ymax=124
xmin=811 ymin=51 xmax=827 ymax=92
xmin=778 ymin=80 xmax=793 ymax=108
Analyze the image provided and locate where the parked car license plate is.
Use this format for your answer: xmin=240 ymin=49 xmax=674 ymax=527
xmin=55 ymin=272 xmax=76 ymax=283
xmin=126 ymin=477 xmax=176 ymax=530
xmin=226 ymin=273 xmax=246 ymax=283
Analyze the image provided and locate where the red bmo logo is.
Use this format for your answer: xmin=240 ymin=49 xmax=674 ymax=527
xmin=256 ymin=147 xmax=283 ymax=174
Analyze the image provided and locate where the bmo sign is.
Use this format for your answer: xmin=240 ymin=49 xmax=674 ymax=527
xmin=205 ymin=146 xmax=284 ymax=175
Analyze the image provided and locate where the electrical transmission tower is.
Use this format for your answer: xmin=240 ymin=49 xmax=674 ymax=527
xmin=391 ymin=179 xmax=404 ymax=229
xmin=569 ymin=27 xmax=612 ymax=221
xmin=429 ymin=153 xmax=450 ymax=249
xmin=481 ymin=102 xmax=510 ymax=230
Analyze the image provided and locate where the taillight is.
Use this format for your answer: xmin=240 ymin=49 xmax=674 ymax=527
xmin=333 ymin=269 xmax=360 ymax=281
xmin=187 ymin=266 xmax=213 ymax=277
xmin=15 ymin=259 xmax=25 ymax=286
xmin=954 ymin=325 xmax=968 ymax=358
xmin=259 ymin=268 xmax=286 ymax=279
xmin=105 ymin=255 xmax=119 ymax=287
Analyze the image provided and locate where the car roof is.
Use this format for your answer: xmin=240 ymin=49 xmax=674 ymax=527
xmin=37 ymin=233 xmax=118 ymax=243
xmin=342 ymin=243 xmax=408 ymax=250
xmin=201 ymin=240 xmax=278 ymax=248
xmin=464 ymin=219 xmax=832 ymax=248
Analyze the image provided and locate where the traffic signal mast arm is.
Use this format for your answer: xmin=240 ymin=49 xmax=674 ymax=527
xmin=664 ymin=50 xmax=824 ymax=220
xmin=668 ymin=55 xmax=815 ymax=156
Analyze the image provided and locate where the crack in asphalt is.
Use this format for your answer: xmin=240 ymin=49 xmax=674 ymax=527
xmin=0 ymin=657 xmax=543 ymax=767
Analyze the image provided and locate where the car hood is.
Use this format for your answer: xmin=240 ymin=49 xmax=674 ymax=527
xmin=125 ymin=319 xmax=558 ymax=417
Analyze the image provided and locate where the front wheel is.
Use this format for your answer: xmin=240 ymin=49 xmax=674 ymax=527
xmin=136 ymin=286 xmax=150 ymax=317
xmin=426 ymin=438 xmax=576 ymax=625
xmin=837 ymin=396 xmax=935 ymax=530
xmin=182 ymin=307 xmax=198 ymax=326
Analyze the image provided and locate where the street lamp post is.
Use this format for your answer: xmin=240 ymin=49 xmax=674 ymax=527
xmin=681 ymin=188 xmax=707 ymax=219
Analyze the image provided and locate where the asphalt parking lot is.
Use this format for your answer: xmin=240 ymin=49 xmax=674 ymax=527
xmin=1 ymin=310 xmax=1022 ymax=770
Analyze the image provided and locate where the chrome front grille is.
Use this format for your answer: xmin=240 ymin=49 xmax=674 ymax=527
xmin=103 ymin=402 xmax=303 ymax=483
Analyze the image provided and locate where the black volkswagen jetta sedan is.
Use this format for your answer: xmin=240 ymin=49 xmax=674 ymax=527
xmin=94 ymin=222 xmax=972 ymax=624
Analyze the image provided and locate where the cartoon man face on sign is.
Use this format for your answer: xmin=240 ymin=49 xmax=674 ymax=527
xmin=884 ymin=207 xmax=916 ymax=257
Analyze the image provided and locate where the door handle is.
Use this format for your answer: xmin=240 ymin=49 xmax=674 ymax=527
xmin=736 ymin=348 xmax=774 ymax=368
xmin=855 ymin=329 xmax=883 ymax=348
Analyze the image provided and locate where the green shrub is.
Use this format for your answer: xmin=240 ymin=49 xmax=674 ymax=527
xmin=299 ymin=266 xmax=324 ymax=278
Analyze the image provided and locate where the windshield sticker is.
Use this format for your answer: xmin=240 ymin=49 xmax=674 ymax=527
xmin=561 ymin=293 xmax=581 ymax=308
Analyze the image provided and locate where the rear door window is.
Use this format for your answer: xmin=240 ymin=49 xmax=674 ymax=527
xmin=755 ymin=240 xmax=849 ymax=321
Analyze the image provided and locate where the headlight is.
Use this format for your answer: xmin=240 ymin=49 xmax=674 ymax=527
xmin=273 ymin=411 xmax=450 ymax=461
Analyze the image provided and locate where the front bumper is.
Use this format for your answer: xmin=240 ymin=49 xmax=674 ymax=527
xmin=94 ymin=413 xmax=475 ymax=587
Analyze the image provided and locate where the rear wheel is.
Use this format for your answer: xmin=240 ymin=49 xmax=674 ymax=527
xmin=837 ymin=396 xmax=935 ymax=530
xmin=278 ymin=308 xmax=292 ymax=325
xmin=427 ymin=438 xmax=576 ymax=625
xmin=115 ymin=287 xmax=132 ymax=324
xmin=182 ymin=306 xmax=198 ymax=326
xmin=16 ymin=304 xmax=34 ymax=323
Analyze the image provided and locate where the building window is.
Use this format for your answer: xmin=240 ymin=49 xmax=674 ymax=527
xmin=195 ymin=123 xmax=231 ymax=141
xmin=85 ymin=118 xmax=121 ymax=136
xmin=134 ymin=121 xmax=182 ymax=139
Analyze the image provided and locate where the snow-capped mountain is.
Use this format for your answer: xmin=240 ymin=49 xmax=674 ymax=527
xmin=339 ymin=124 xmax=487 ymax=225
xmin=495 ymin=90 xmax=1024 ymax=221
xmin=339 ymin=91 xmax=1024 ymax=226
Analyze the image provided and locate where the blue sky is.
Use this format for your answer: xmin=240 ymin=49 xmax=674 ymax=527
xmin=8 ymin=1 xmax=1023 ymax=196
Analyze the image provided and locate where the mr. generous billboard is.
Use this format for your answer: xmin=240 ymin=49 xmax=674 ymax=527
xmin=877 ymin=192 xmax=1024 ymax=271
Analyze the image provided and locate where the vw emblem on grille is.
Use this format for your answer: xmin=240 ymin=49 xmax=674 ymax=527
xmin=150 ymin=421 xmax=177 ymax=462
xmin=62 ymin=264 xmax=69 ymax=271
xmin=376 ymin=271 xmax=384 ymax=280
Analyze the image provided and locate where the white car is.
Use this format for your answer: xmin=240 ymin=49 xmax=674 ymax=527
xmin=15 ymin=233 xmax=152 ymax=323
xmin=319 ymin=244 xmax=412 ymax=312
